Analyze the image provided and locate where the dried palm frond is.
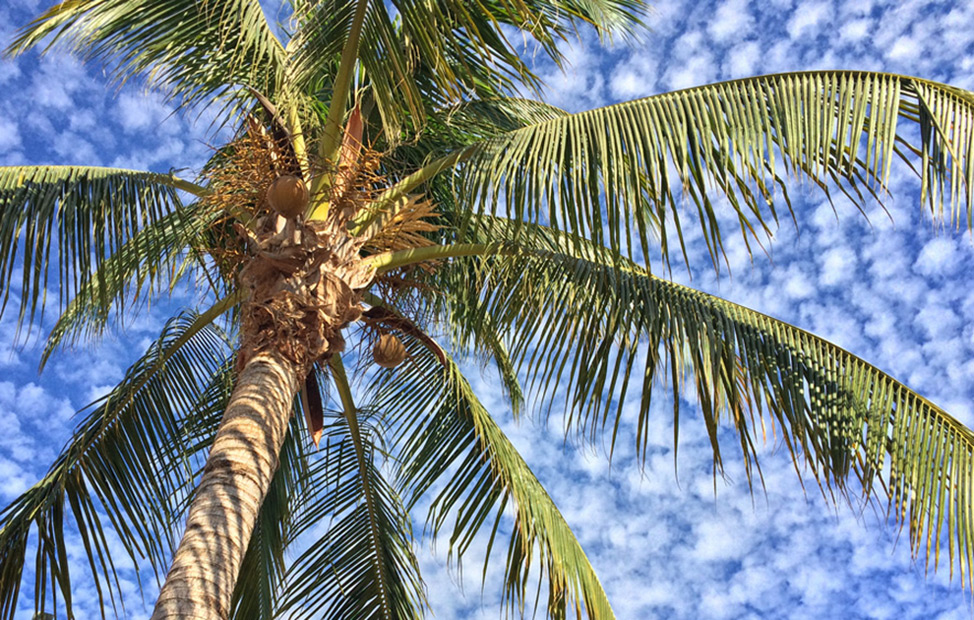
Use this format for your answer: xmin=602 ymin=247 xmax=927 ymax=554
xmin=328 ymin=144 xmax=385 ymax=225
xmin=199 ymin=119 xmax=298 ymax=274
xmin=362 ymin=195 xmax=440 ymax=254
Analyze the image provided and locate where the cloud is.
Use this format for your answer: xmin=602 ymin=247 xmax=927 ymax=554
xmin=786 ymin=1 xmax=831 ymax=40
xmin=29 ymin=54 xmax=89 ymax=111
xmin=839 ymin=18 xmax=873 ymax=44
xmin=116 ymin=92 xmax=178 ymax=134
xmin=914 ymin=237 xmax=961 ymax=277
xmin=707 ymin=0 xmax=755 ymax=45
xmin=0 ymin=116 xmax=22 ymax=152
xmin=723 ymin=40 xmax=762 ymax=78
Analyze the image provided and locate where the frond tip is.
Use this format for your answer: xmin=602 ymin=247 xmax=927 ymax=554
xmin=454 ymin=72 xmax=974 ymax=269
xmin=379 ymin=336 xmax=614 ymax=618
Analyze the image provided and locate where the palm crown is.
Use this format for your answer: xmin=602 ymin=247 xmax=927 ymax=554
xmin=2 ymin=1 xmax=974 ymax=618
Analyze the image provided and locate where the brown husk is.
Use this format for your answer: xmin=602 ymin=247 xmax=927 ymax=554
xmin=372 ymin=333 xmax=407 ymax=368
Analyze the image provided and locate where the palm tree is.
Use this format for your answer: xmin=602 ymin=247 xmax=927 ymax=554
xmin=1 ymin=0 xmax=974 ymax=618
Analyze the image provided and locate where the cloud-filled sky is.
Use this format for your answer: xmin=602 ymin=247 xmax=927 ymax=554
xmin=2 ymin=0 xmax=974 ymax=618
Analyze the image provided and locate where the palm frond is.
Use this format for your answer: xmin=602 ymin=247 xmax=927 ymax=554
xmin=0 ymin=166 xmax=189 ymax=327
xmin=438 ymin=98 xmax=569 ymax=142
xmin=278 ymin=361 xmax=426 ymax=619
xmin=357 ymin=98 xmax=568 ymax=218
xmin=452 ymin=72 xmax=974 ymax=268
xmin=0 ymin=310 xmax=233 ymax=620
xmin=390 ymin=0 xmax=646 ymax=98
xmin=288 ymin=0 xmax=644 ymax=143
xmin=432 ymin=218 xmax=974 ymax=588
xmin=8 ymin=0 xmax=287 ymax=111
xmin=374 ymin=337 xmax=613 ymax=619
xmin=40 ymin=203 xmax=218 ymax=365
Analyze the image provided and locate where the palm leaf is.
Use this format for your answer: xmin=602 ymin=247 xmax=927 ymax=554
xmin=0 ymin=310 xmax=233 ymax=619
xmin=40 ymin=202 xmax=219 ymax=365
xmin=0 ymin=166 xmax=193 ymax=326
xmin=431 ymin=218 xmax=974 ymax=588
xmin=8 ymin=0 xmax=287 ymax=111
xmin=288 ymin=0 xmax=644 ymax=143
xmin=374 ymin=336 xmax=613 ymax=618
xmin=451 ymin=72 xmax=974 ymax=268
xmin=278 ymin=361 xmax=426 ymax=619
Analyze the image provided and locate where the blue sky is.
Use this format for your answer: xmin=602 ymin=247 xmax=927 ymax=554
xmin=2 ymin=0 xmax=974 ymax=618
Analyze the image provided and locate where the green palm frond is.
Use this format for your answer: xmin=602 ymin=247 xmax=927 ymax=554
xmin=376 ymin=337 xmax=613 ymax=619
xmin=390 ymin=0 xmax=645 ymax=98
xmin=437 ymin=98 xmax=569 ymax=142
xmin=0 ymin=311 xmax=233 ymax=620
xmin=288 ymin=0 xmax=643 ymax=143
xmin=40 ymin=203 xmax=219 ymax=365
xmin=279 ymin=361 xmax=426 ymax=619
xmin=288 ymin=0 xmax=421 ymax=145
xmin=452 ymin=72 xmax=974 ymax=268
xmin=367 ymin=98 xmax=568 ymax=202
xmin=8 ymin=0 xmax=287 ymax=110
xmin=0 ymin=166 xmax=192 ymax=326
xmin=430 ymin=218 xmax=974 ymax=587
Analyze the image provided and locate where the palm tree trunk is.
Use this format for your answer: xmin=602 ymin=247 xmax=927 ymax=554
xmin=151 ymin=348 xmax=301 ymax=619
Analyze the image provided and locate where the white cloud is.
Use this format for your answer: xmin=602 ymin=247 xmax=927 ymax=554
xmin=887 ymin=34 xmax=920 ymax=62
xmin=0 ymin=116 xmax=22 ymax=151
xmin=914 ymin=301 xmax=961 ymax=341
xmin=30 ymin=54 xmax=88 ymax=111
xmin=51 ymin=131 xmax=98 ymax=163
xmin=0 ymin=59 xmax=21 ymax=85
xmin=117 ymin=92 xmax=177 ymax=134
xmin=818 ymin=246 xmax=857 ymax=287
xmin=914 ymin=237 xmax=960 ymax=277
xmin=609 ymin=51 xmax=661 ymax=99
xmin=665 ymin=53 xmax=717 ymax=91
xmin=0 ymin=456 xmax=30 ymax=499
xmin=707 ymin=0 xmax=755 ymax=45
xmin=786 ymin=1 xmax=832 ymax=40
xmin=839 ymin=18 xmax=873 ymax=44
xmin=723 ymin=40 xmax=762 ymax=78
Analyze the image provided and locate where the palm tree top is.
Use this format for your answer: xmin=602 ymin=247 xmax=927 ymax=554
xmin=1 ymin=1 xmax=973 ymax=619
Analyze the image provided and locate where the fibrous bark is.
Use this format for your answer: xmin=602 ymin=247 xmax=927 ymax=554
xmin=150 ymin=348 xmax=300 ymax=619
xmin=154 ymin=209 xmax=371 ymax=618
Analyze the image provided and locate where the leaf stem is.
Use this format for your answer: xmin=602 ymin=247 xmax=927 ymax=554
xmin=310 ymin=0 xmax=371 ymax=217
xmin=363 ymin=242 xmax=513 ymax=273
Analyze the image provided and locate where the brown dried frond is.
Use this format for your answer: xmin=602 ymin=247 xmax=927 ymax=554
xmin=200 ymin=119 xmax=305 ymax=272
xmin=362 ymin=196 xmax=441 ymax=254
xmin=202 ymin=119 xmax=297 ymax=218
xmin=329 ymin=145 xmax=386 ymax=225
xmin=364 ymin=199 xmax=443 ymax=302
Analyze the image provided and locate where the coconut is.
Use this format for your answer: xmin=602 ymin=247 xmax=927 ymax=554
xmin=267 ymin=175 xmax=309 ymax=218
xmin=373 ymin=333 xmax=406 ymax=368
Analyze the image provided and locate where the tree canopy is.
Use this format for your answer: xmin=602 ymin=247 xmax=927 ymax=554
xmin=2 ymin=0 xmax=974 ymax=618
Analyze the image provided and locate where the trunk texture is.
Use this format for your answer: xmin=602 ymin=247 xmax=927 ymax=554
xmin=151 ymin=349 xmax=301 ymax=619
xmin=150 ymin=134 xmax=373 ymax=617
